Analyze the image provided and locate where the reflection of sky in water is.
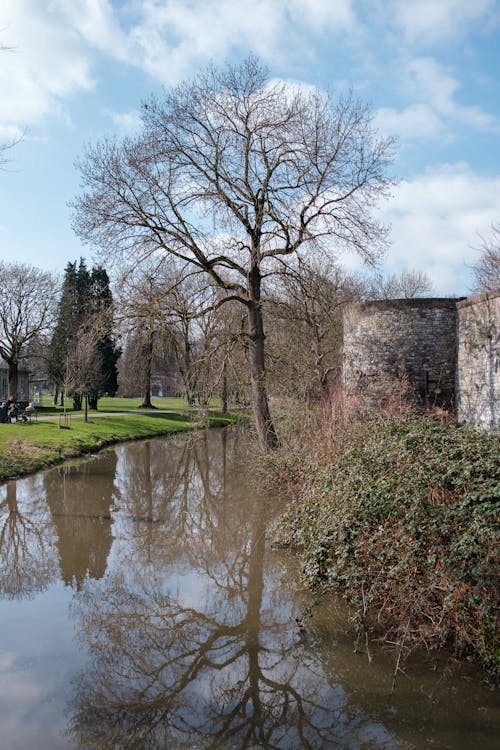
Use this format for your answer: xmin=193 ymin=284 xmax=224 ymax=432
xmin=0 ymin=582 xmax=84 ymax=750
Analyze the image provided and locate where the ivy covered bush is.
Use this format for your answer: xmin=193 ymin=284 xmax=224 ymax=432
xmin=273 ymin=415 xmax=499 ymax=678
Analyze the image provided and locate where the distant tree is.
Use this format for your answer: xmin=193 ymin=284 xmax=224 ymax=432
xmin=48 ymin=259 xmax=120 ymax=409
xmin=472 ymin=222 xmax=500 ymax=292
xmin=267 ymin=257 xmax=365 ymax=401
xmin=0 ymin=262 xmax=55 ymax=397
xmin=87 ymin=267 xmax=120 ymax=408
xmin=73 ymin=56 xmax=394 ymax=451
xmin=65 ymin=312 xmax=113 ymax=421
xmin=47 ymin=260 xmax=87 ymax=405
xmin=116 ymin=264 xmax=175 ymax=408
xmin=365 ymin=269 xmax=434 ymax=299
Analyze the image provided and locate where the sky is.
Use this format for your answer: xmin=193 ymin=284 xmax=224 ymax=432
xmin=0 ymin=0 xmax=499 ymax=295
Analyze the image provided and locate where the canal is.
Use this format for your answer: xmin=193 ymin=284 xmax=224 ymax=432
xmin=0 ymin=428 xmax=497 ymax=748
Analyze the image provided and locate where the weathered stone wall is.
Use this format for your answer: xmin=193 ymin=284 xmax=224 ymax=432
xmin=456 ymin=290 xmax=500 ymax=430
xmin=343 ymin=299 xmax=459 ymax=409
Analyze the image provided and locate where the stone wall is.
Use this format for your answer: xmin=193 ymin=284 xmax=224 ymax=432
xmin=342 ymin=292 xmax=500 ymax=431
xmin=343 ymin=298 xmax=459 ymax=410
xmin=456 ymin=290 xmax=500 ymax=430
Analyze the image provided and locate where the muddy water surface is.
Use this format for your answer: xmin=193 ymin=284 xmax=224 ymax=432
xmin=0 ymin=429 xmax=498 ymax=749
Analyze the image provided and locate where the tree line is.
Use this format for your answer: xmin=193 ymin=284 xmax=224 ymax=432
xmin=0 ymin=252 xmax=438 ymax=415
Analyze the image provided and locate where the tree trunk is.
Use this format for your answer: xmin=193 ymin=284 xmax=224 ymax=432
xmin=7 ymin=361 xmax=18 ymax=399
xmin=138 ymin=331 xmax=154 ymax=408
xmin=53 ymin=388 xmax=59 ymax=407
xmin=181 ymin=320 xmax=196 ymax=406
xmin=221 ymin=359 xmax=228 ymax=414
xmin=248 ymin=268 xmax=279 ymax=452
xmin=84 ymin=393 xmax=88 ymax=423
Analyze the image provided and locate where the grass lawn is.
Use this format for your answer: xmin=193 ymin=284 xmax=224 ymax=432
xmin=37 ymin=394 xmax=192 ymax=415
xmin=0 ymin=409 xmax=243 ymax=482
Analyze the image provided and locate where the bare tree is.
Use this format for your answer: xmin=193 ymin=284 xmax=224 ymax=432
xmin=472 ymin=222 xmax=500 ymax=292
xmin=365 ymin=268 xmax=435 ymax=299
xmin=116 ymin=264 xmax=175 ymax=408
xmin=65 ymin=312 xmax=112 ymax=421
xmin=0 ymin=262 xmax=56 ymax=397
xmin=73 ymin=56 xmax=394 ymax=451
xmin=267 ymin=256 xmax=365 ymax=400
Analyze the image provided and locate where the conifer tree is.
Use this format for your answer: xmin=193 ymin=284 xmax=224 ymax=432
xmin=48 ymin=260 xmax=120 ymax=409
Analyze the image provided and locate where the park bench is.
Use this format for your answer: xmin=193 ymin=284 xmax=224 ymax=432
xmin=0 ymin=402 xmax=37 ymax=423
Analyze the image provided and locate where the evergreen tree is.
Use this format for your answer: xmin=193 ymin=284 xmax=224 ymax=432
xmin=47 ymin=260 xmax=90 ymax=406
xmin=87 ymin=266 xmax=120 ymax=409
xmin=48 ymin=260 xmax=120 ymax=409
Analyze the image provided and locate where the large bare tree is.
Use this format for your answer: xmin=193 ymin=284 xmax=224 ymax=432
xmin=73 ymin=57 xmax=393 ymax=451
xmin=0 ymin=262 xmax=55 ymax=397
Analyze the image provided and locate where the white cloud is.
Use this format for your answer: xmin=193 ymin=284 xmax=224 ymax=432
xmin=57 ymin=0 xmax=131 ymax=61
xmin=0 ymin=0 xmax=360 ymax=133
xmin=0 ymin=124 xmax=23 ymax=142
xmin=127 ymin=1 xmax=289 ymax=83
xmin=390 ymin=0 xmax=498 ymax=45
xmin=375 ymin=57 xmax=499 ymax=140
xmin=288 ymin=0 xmax=356 ymax=34
xmin=0 ymin=0 xmax=95 ymax=131
xmin=119 ymin=0 xmax=359 ymax=84
xmin=106 ymin=108 xmax=142 ymax=134
xmin=380 ymin=163 xmax=500 ymax=294
xmin=375 ymin=103 xmax=444 ymax=139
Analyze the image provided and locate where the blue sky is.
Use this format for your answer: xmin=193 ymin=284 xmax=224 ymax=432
xmin=1 ymin=0 xmax=499 ymax=295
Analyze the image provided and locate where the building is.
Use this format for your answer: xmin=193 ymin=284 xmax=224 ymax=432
xmin=343 ymin=289 xmax=500 ymax=431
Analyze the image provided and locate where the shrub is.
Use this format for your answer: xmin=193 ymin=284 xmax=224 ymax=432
xmin=273 ymin=413 xmax=499 ymax=679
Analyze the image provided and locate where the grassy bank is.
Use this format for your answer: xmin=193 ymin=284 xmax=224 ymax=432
xmin=0 ymin=410 xmax=243 ymax=482
xmin=269 ymin=407 xmax=499 ymax=679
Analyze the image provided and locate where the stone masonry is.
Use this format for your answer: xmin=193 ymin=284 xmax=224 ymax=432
xmin=342 ymin=291 xmax=500 ymax=431
xmin=456 ymin=290 xmax=499 ymax=431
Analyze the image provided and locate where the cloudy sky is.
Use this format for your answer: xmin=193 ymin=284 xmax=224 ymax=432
xmin=1 ymin=0 xmax=499 ymax=294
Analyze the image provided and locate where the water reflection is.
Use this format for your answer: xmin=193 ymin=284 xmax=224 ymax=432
xmin=1 ymin=429 xmax=498 ymax=749
xmin=0 ymin=477 xmax=59 ymax=598
xmin=43 ymin=452 xmax=118 ymax=588
xmin=69 ymin=431 xmax=401 ymax=749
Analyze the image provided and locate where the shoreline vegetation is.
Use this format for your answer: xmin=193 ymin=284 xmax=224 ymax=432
xmin=0 ymin=396 xmax=245 ymax=482
xmin=264 ymin=396 xmax=499 ymax=681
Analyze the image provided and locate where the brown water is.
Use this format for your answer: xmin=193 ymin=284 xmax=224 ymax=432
xmin=0 ymin=428 xmax=497 ymax=749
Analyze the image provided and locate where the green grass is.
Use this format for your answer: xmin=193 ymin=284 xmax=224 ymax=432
xmin=37 ymin=394 xmax=192 ymax=415
xmin=0 ymin=409 xmax=244 ymax=482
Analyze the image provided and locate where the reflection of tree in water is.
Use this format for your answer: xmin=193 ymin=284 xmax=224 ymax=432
xmin=0 ymin=477 xmax=59 ymax=599
xmin=69 ymin=431 xmax=403 ymax=749
xmin=108 ymin=431 xmax=243 ymax=574
xmin=43 ymin=451 xmax=118 ymax=588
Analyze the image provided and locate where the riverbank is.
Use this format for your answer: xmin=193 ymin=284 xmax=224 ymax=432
xmin=0 ymin=410 xmax=244 ymax=481
xmin=266 ymin=404 xmax=499 ymax=679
